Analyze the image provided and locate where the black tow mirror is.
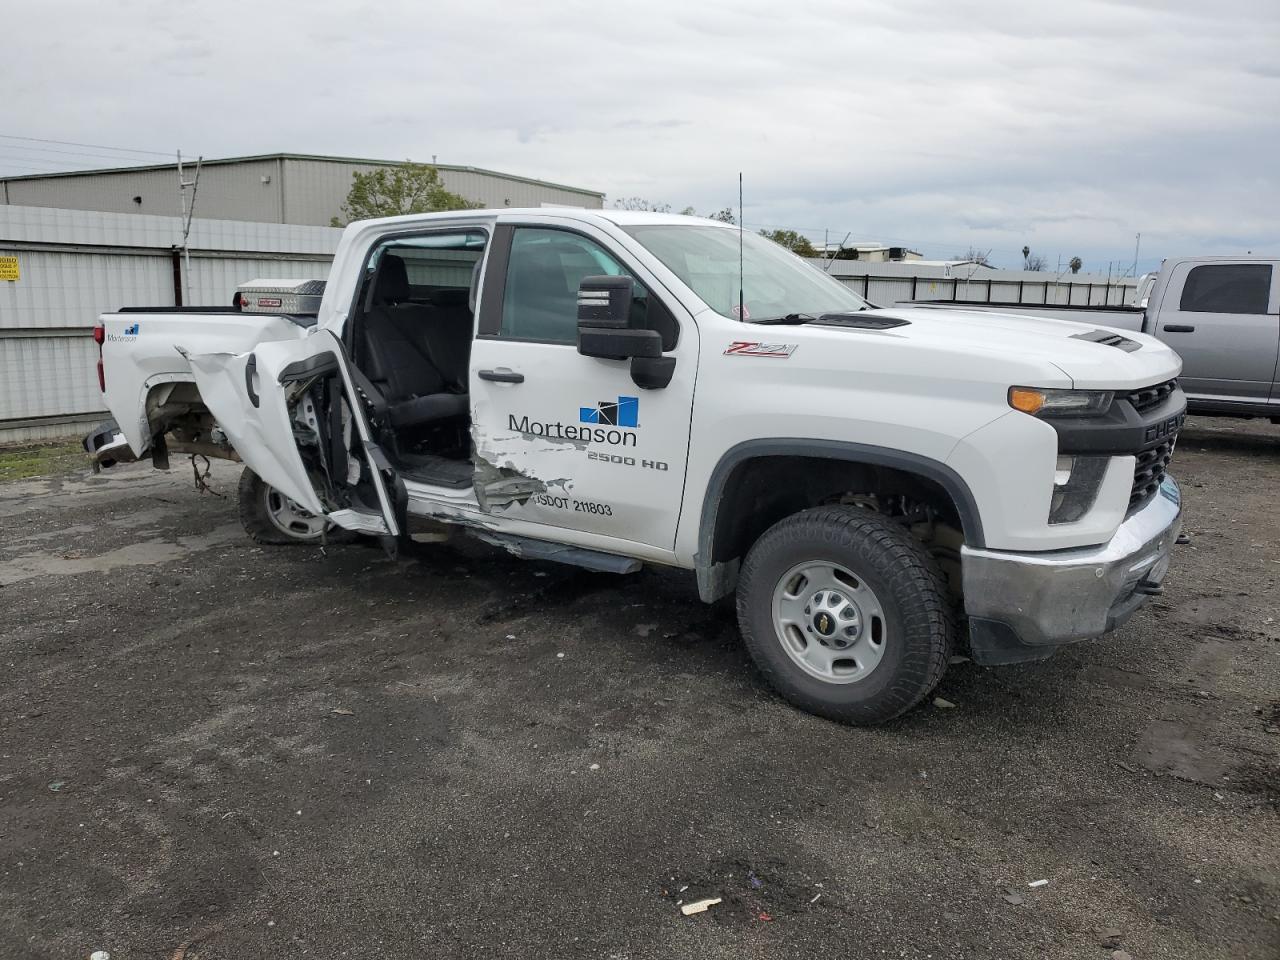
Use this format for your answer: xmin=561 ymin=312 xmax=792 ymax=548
xmin=576 ymin=275 xmax=676 ymax=389
xmin=577 ymin=275 xmax=658 ymax=360
xmin=577 ymin=275 xmax=632 ymax=328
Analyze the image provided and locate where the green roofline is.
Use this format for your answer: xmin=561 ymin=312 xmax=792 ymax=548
xmin=0 ymin=152 xmax=604 ymax=198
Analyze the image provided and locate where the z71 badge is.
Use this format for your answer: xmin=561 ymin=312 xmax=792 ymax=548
xmin=724 ymin=341 xmax=797 ymax=358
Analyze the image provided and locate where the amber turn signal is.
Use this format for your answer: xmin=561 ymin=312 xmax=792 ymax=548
xmin=1008 ymin=387 xmax=1045 ymax=414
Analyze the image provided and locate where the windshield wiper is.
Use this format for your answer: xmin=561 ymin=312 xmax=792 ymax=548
xmin=751 ymin=313 xmax=818 ymax=325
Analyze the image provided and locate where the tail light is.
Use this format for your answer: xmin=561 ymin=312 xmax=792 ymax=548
xmin=93 ymin=324 xmax=105 ymax=391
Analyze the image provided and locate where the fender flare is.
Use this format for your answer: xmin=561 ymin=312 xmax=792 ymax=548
xmin=694 ymin=438 xmax=986 ymax=602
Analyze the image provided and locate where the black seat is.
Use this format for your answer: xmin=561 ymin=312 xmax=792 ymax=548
xmin=422 ymin=286 xmax=475 ymax=389
xmin=361 ymin=255 xmax=469 ymax=431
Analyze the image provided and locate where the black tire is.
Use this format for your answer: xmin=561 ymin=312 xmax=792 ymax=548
xmin=237 ymin=467 xmax=336 ymax=546
xmin=736 ymin=505 xmax=954 ymax=724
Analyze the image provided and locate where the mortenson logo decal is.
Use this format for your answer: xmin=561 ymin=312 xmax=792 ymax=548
xmin=508 ymin=396 xmax=639 ymax=448
xmin=580 ymin=395 xmax=638 ymax=428
xmin=106 ymin=322 xmax=140 ymax=343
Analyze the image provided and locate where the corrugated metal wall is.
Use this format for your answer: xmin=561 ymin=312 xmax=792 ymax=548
xmin=2 ymin=157 xmax=604 ymax=227
xmin=0 ymin=205 xmax=340 ymax=443
xmin=3 ymin=159 xmax=284 ymax=222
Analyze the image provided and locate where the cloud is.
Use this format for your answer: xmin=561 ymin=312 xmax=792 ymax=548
xmin=1 ymin=0 xmax=1276 ymax=268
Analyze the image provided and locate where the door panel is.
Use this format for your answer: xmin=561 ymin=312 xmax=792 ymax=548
xmin=1155 ymin=261 xmax=1278 ymax=402
xmin=468 ymin=223 xmax=697 ymax=550
xmin=189 ymin=330 xmax=400 ymax=535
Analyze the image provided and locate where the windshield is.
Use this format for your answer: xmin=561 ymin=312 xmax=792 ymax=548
xmin=623 ymin=224 xmax=871 ymax=321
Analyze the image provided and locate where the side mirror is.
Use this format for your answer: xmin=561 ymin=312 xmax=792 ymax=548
xmin=576 ymin=275 xmax=676 ymax=389
xmin=577 ymin=275 xmax=632 ymax=329
xmin=577 ymin=275 xmax=660 ymax=360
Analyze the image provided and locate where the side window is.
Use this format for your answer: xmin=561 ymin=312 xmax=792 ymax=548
xmin=499 ymin=228 xmax=663 ymax=345
xmin=1179 ymin=264 xmax=1272 ymax=314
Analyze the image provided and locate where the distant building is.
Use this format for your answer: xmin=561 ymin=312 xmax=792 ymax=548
xmin=813 ymin=241 xmax=923 ymax=262
xmin=0 ymin=153 xmax=605 ymax=226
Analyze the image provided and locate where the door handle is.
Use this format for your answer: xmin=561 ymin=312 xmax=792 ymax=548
xmin=478 ymin=368 xmax=524 ymax=383
xmin=245 ymin=353 xmax=260 ymax=407
xmin=1163 ymin=324 xmax=1196 ymax=333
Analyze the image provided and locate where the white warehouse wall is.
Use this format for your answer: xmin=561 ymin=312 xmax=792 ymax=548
xmin=0 ymin=205 xmax=341 ymax=443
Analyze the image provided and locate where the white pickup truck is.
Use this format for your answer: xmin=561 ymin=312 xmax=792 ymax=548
xmin=85 ymin=209 xmax=1186 ymax=724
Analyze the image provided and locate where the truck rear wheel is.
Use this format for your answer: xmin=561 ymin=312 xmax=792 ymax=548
xmin=237 ymin=467 xmax=331 ymax=545
xmin=736 ymin=505 xmax=954 ymax=724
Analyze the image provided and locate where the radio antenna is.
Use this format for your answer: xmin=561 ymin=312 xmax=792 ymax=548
xmin=738 ymin=171 xmax=744 ymax=323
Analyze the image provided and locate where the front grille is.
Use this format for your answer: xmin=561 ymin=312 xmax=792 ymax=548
xmin=1130 ymin=438 xmax=1175 ymax=508
xmin=1126 ymin=379 xmax=1177 ymax=414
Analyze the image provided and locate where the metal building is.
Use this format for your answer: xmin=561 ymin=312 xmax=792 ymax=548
xmin=0 ymin=204 xmax=342 ymax=443
xmin=0 ymin=154 xmax=605 ymax=226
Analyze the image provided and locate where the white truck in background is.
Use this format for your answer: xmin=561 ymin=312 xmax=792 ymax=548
xmin=85 ymin=209 xmax=1186 ymax=724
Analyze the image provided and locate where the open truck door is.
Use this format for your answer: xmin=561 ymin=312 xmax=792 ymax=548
xmin=187 ymin=329 xmax=403 ymax=539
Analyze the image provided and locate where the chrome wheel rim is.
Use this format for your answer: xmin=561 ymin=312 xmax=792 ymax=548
xmin=771 ymin=560 xmax=887 ymax=684
xmin=264 ymin=486 xmax=327 ymax=541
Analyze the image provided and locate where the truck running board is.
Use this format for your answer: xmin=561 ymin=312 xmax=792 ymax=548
xmin=472 ymin=531 xmax=642 ymax=574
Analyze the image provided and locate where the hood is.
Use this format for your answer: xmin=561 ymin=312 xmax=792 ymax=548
xmin=795 ymin=306 xmax=1182 ymax=390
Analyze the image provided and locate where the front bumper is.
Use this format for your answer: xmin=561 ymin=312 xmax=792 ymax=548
xmin=960 ymin=475 xmax=1182 ymax=664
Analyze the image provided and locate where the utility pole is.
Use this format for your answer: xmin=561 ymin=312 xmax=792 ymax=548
xmin=1132 ymin=232 xmax=1141 ymax=278
xmin=177 ymin=151 xmax=202 ymax=305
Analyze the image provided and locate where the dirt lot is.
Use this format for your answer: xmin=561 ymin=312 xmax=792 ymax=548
xmin=1 ymin=417 xmax=1277 ymax=960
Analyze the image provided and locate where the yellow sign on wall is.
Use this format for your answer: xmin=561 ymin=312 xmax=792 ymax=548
xmin=0 ymin=255 xmax=18 ymax=281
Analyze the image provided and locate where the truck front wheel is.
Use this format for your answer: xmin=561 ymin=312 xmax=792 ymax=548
xmin=237 ymin=467 xmax=330 ymax=545
xmin=736 ymin=505 xmax=954 ymax=724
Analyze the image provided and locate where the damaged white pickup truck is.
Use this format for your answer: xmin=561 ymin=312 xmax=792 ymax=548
xmin=86 ymin=209 xmax=1186 ymax=723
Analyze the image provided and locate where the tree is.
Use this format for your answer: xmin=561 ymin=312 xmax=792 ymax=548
xmin=707 ymin=207 xmax=736 ymax=225
xmin=1069 ymin=256 xmax=1083 ymax=274
xmin=1021 ymin=245 xmax=1048 ymax=271
xmin=951 ymin=246 xmax=992 ymax=266
xmin=679 ymin=206 xmax=697 ymax=216
xmin=612 ymin=197 xmax=671 ymax=212
xmin=330 ymin=162 xmax=478 ymax=226
xmin=760 ymin=229 xmax=817 ymax=257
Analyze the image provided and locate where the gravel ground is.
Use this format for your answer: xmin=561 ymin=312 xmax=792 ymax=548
xmin=0 ymin=417 xmax=1276 ymax=960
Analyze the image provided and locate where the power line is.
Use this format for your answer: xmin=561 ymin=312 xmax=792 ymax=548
xmin=0 ymin=157 xmax=103 ymax=175
xmin=0 ymin=151 xmax=117 ymax=169
xmin=0 ymin=162 xmax=70 ymax=176
xmin=0 ymin=133 xmax=173 ymax=158
xmin=0 ymin=142 xmax=172 ymax=166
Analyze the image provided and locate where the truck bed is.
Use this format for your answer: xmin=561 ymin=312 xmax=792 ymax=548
xmin=97 ymin=309 xmax=311 ymax=453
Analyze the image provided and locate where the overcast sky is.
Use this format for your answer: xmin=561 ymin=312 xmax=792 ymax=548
xmin=3 ymin=0 xmax=1277 ymax=271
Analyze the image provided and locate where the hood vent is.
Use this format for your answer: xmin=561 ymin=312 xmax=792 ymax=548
xmin=815 ymin=313 xmax=910 ymax=330
xmin=1070 ymin=328 xmax=1140 ymax=352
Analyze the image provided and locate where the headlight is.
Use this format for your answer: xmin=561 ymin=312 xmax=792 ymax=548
xmin=1008 ymin=387 xmax=1113 ymax=417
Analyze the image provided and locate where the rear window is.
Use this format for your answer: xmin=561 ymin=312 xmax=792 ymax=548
xmin=1178 ymin=264 xmax=1272 ymax=314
